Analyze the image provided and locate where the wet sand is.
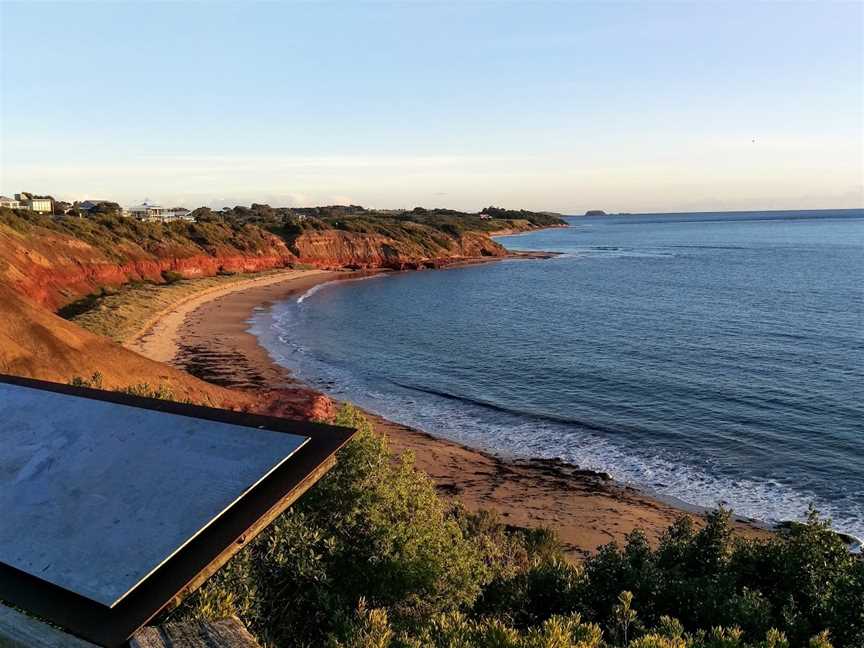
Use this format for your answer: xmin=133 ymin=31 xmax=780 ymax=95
xmin=127 ymin=269 xmax=332 ymax=364
xmin=126 ymin=266 xmax=771 ymax=559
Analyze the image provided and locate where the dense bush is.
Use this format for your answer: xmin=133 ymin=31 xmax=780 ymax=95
xmin=161 ymin=270 xmax=184 ymax=284
xmin=1 ymin=202 xmax=569 ymax=289
xmin=69 ymin=373 xmax=179 ymax=400
xmin=166 ymin=405 xmax=860 ymax=648
xmin=0 ymin=208 xmax=281 ymax=261
xmin=572 ymin=511 xmax=862 ymax=647
xmin=210 ymin=202 xmax=566 ymax=252
xmin=1 ymin=204 xmax=564 ymax=269
xmin=177 ymin=405 xmax=494 ymax=645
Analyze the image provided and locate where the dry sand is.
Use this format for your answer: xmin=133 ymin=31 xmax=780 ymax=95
xmin=126 ymin=267 xmax=771 ymax=559
xmin=127 ymin=270 xmax=331 ymax=364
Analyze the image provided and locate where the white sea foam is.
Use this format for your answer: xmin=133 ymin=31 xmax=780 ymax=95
xmin=296 ymin=283 xmax=327 ymax=303
xmin=556 ymin=246 xmax=676 ymax=260
xmin=296 ymin=273 xmax=386 ymax=303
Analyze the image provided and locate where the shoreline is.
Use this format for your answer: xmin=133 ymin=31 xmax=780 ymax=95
xmin=122 ymin=250 xmax=552 ymax=364
xmin=126 ymin=262 xmax=772 ymax=559
xmin=126 ymin=269 xmax=334 ymax=363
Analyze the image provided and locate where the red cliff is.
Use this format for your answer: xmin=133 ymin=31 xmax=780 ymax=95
xmin=0 ymin=221 xmax=506 ymax=310
xmin=0 ymin=216 xmax=509 ymax=420
xmin=289 ymin=229 xmax=506 ymax=270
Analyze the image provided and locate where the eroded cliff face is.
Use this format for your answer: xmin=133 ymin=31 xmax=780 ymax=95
xmin=0 ymin=281 xmax=336 ymax=419
xmin=290 ymin=229 xmax=506 ymax=270
xmin=0 ymin=221 xmax=509 ymax=310
xmin=0 ymin=224 xmax=297 ymax=310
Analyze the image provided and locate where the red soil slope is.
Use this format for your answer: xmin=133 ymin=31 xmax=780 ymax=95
xmin=0 ymin=284 xmax=333 ymax=419
xmin=0 ymin=223 xmax=295 ymax=311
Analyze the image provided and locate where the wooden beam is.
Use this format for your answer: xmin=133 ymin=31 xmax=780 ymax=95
xmin=129 ymin=617 xmax=260 ymax=648
xmin=161 ymin=454 xmax=336 ymax=612
xmin=0 ymin=604 xmax=100 ymax=648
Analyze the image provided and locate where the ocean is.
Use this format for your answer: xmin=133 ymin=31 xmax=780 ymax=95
xmin=251 ymin=209 xmax=864 ymax=539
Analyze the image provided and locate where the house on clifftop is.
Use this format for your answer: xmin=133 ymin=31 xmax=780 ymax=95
xmin=13 ymin=193 xmax=52 ymax=212
xmin=128 ymin=201 xmax=167 ymax=222
xmin=167 ymin=206 xmax=194 ymax=222
xmin=128 ymin=201 xmax=195 ymax=223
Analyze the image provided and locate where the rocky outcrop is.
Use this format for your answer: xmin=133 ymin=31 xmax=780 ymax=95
xmin=289 ymin=229 xmax=506 ymax=271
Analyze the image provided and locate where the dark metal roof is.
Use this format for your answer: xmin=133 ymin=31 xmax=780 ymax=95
xmin=0 ymin=374 xmax=354 ymax=647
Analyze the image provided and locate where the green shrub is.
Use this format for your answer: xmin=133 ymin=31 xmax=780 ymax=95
xmin=178 ymin=404 xmax=491 ymax=645
xmin=331 ymin=607 xmax=604 ymax=648
xmin=473 ymin=557 xmax=583 ymax=628
xmin=69 ymin=372 xmax=104 ymax=389
xmin=159 ymin=404 xmax=855 ymax=647
xmin=68 ymin=374 xmax=176 ymax=401
xmin=118 ymin=383 xmax=176 ymax=400
xmin=629 ymin=634 xmax=689 ymax=648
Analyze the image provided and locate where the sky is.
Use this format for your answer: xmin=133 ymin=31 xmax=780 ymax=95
xmin=1 ymin=1 xmax=862 ymax=214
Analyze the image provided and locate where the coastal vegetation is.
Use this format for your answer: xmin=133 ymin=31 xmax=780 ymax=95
xmin=195 ymin=203 xmax=564 ymax=259
xmin=167 ymin=405 xmax=862 ymax=648
xmin=69 ymin=371 xmax=179 ymax=401
xmin=0 ymin=207 xmax=281 ymax=260
xmin=0 ymin=204 xmax=563 ymax=265
xmin=0 ymin=204 xmax=563 ymax=310
xmin=58 ymin=270 xmax=288 ymax=342
xmin=200 ymin=203 xmax=564 ymax=236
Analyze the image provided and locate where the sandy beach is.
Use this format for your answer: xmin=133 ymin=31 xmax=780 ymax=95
xmin=127 ymin=269 xmax=332 ymax=364
xmin=126 ymin=267 xmax=771 ymax=559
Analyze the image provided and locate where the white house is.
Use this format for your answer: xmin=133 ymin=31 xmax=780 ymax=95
xmin=0 ymin=196 xmax=20 ymax=209
xmin=14 ymin=193 xmax=52 ymax=213
xmin=128 ymin=201 xmax=167 ymax=222
xmin=128 ymin=202 xmax=195 ymax=223
xmin=166 ymin=207 xmax=194 ymax=222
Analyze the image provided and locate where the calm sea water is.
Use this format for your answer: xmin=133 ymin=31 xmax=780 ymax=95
xmin=252 ymin=209 xmax=864 ymax=538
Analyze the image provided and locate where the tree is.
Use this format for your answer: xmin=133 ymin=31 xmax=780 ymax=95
xmin=89 ymin=201 xmax=122 ymax=216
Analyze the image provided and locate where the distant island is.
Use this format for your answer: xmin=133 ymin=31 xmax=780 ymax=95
xmin=584 ymin=209 xmax=607 ymax=216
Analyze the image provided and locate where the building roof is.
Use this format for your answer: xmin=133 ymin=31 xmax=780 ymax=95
xmin=0 ymin=374 xmax=354 ymax=647
xmin=80 ymin=200 xmax=111 ymax=209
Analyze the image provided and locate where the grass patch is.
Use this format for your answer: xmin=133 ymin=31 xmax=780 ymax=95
xmin=62 ymin=269 xmax=288 ymax=343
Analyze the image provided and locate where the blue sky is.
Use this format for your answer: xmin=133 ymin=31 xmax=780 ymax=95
xmin=1 ymin=1 xmax=862 ymax=212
